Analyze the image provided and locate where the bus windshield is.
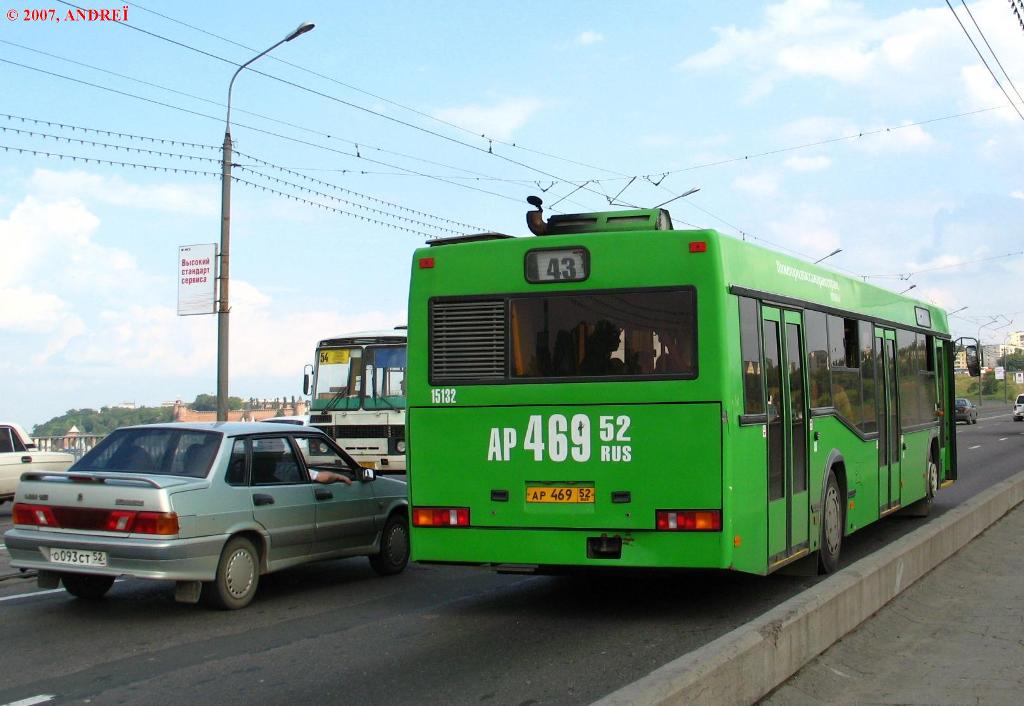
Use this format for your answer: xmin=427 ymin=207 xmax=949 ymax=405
xmin=313 ymin=345 xmax=407 ymax=410
xmin=314 ymin=347 xmax=363 ymax=410
xmin=364 ymin=345 xmax=407 ymax=410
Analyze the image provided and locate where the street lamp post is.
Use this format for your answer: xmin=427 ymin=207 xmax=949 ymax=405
xmin=217 ymin=21 xmax=315 ymax=422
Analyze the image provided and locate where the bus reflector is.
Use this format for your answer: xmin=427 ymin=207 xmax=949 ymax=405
xmin=689 ymin=242 xmax=707 ymax=253
xmin=419 ymin=257 xmax=436 ymax=269
xmin=656 ymin=510 xmax=721 ymax=531
xmin=412 ymin=507 xmax=470 ymax=527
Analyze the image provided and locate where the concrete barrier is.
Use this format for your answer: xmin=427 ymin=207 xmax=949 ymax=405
xmin=594 ymin=470 xmax=1024 ymax=706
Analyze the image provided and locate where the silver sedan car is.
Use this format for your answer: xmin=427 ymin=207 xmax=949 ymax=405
xmin=4 ymin=422 xmax=409 ymax=609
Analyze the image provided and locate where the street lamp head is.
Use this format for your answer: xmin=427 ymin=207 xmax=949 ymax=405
xmin=285 ymin=22 xmax=315 ymax=41
xmin=813 ymin=248 xmax=842 ymax=265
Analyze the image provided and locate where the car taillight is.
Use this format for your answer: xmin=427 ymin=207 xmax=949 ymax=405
xmin=132 ymin=512 xmax=180 ymax=535
xmin=655 ymin=509 xmax=722 ymax=531
xmin=105 ymin=510 xmax=136 ymax=532
xmin=12 ymin=503 xmax=59 ymax=527
xmin=412 ymin=507 xmax=470 ymax=527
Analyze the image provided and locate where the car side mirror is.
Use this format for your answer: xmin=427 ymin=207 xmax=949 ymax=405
xmin=360 ymin=467 xmax=376 ymax=482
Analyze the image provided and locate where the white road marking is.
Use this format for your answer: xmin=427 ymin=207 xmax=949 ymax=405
xmin=999 ymin=437 xmax=1008 ymax=441
xmin=0 ymin=588 xmax=65 ymax=603
xmin=2 ymin=694 xmax=55 ymax=706
xmin=968 ymin=445 xmax=981 ymax=450
xmin=0 ymin=579 xmax=124 ymax=604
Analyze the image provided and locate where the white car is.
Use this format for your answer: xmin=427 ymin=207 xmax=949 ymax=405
xmin=1014 ymin=394 xmax=1024 ymax=422
xmin=1 ymin=422 xmax=75 ymax=503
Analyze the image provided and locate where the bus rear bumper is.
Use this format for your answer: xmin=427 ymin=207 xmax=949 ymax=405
xmin=410 ymin=526 xmax=729 ymax=570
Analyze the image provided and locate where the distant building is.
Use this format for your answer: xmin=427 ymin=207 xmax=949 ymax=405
xmin=173 ymin=397 xmax=308 ymax=423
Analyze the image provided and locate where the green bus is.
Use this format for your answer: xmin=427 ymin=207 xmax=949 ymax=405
xmin=406 ymin=202 xmax=962 ymax=575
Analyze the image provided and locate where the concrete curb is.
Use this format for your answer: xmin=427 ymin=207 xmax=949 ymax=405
xmin=593 ymin=470 xmax=1024 ymax=706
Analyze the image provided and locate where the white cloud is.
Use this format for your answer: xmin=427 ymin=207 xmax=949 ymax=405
xmin=1011 ymin=190 xmax=1024 ymax=200
xmin=732 ymin=172 xmax=780 ymax=197
xmin=784 ymin=155 xmax=832 ymax=171
xmin=638 ymin=134 xmax=682 ymax=148
xmin=765 ymin=202 xmax=842 ymax=255
xmin=576 ymin=31 xmax=604 ymax=46
xmin=433 ymin=98 xmax=545 ymax=141
xmin=676 ymin=0 xmax=1019 ymax=107
xmin=27 ymin=169 xmax=217 ymax=215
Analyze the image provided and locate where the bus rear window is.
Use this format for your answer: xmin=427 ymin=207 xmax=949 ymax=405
xmin=509 ymin=289 xmax=696 ymax=379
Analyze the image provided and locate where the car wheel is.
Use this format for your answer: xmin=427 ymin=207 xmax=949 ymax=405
xmin=62 ymin=573 xmax=115 ymax=600
xmin=818 ymin=469 xmax=843 ymax=575
xmin=369 ymin=514 xmax=410 ymax=576
xmin=204 ymin=536 xmax=259 ymax=610
xmin=972 ymin=416 xmax=978 ymax=424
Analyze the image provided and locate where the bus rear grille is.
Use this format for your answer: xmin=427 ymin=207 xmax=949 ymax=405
xmin=430 ymin=299 xmax=506 ymax=382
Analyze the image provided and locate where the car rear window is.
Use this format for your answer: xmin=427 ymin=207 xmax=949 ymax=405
xmin=72 ymin=428 xmax=222 ymax=478
xmin=1017 ymin=395 xmax=1024 ymax=405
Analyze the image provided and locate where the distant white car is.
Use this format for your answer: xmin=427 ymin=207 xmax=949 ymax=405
xmin=0 ymin=423 xmax=75 ymax=503
xmin=1014 ymin=394 xmax=1024 ymax=422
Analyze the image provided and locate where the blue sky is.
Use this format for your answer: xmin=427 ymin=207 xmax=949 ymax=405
xmin=2 ymin=0 xmax=1023 ymax=429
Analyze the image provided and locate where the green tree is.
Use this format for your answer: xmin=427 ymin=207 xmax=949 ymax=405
xmin=191 ymin=394 xmax=244 ymax=411
xmin=997 ymin=352 xmax=1024 ymax=370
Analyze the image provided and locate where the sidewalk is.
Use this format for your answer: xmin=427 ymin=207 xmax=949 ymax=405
xmin=762 ymin=502 xmax=1024 ymax=705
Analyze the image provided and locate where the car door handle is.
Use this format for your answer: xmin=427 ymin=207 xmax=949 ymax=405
xmin=21 ymin=456 xmax=32 ymax=464
xmin=252 ymin=493 xmax=275 ymax=506
xmin=314 ymin=487 xmax=333 ymax=500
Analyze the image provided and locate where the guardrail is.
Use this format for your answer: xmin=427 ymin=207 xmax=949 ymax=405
xmin=31 ymin=434 xmax=104 ymax=460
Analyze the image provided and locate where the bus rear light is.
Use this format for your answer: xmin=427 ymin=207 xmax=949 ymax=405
xmin=12 ymin=503 xmax=58 ymax=527
xmin=412 ymin=507 xmax=470 ymax=527
xmin=419 ymin=257 xmax=436 ymax=269
xmin=689 ymin=241 xmax=707 ymax=253
xmin=656 ymin=510 xmax=721 ymax=531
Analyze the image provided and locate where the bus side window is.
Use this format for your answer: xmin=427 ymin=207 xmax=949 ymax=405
xmin=738 ymin=297 xmax=764 ymax=415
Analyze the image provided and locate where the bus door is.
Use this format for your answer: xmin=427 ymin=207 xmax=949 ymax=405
xmin=874 ymin=328 xmax=901 ymax=513
xmin=762 ymin=306 xmax=810 ymax=565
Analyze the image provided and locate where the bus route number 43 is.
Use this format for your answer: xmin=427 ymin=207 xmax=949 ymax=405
xmin=487 ymin=414 xmax=631 ymax=463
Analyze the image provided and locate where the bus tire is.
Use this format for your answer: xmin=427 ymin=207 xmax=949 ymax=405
xmin=62 ymin=573 xmax=115 ymax=600
xmin=203 ymin=536 xmax=259 ymax=610
xmin=905 ymin=457 xmax=938 ymax=518
xmin=818 ymin=469 xmax=843 ymax=575
xmin=369 ymin=514 xmax=410 ymax=576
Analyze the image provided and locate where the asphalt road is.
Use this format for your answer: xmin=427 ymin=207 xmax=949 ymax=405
xmin=1 ymin=408 xmax=1021 ymax=706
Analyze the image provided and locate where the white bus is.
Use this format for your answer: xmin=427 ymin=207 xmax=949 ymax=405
xmin=304 ymin=327 xmax=407 ymax=473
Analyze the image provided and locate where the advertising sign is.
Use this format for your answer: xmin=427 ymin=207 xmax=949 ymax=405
xmin=177 ymin=244 xmax=217 ymax=316
xmin=995 ymin=366 xmax=1005 ymax=381
xmin=1016 ymin=372 xmax=1024 ymax=385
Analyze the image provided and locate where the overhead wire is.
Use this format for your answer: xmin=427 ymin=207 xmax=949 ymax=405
xmin=0 ymin=140 xmax=445 ymax=237
xmin=127 ymin=0 xmax=631 ymax=179
xmin=0 ymin=58 xmax=530 ymax=209
xmin=55 ymin=0 xmax=632 ymax=209
xmin=863 ymin=250 xmax=1024 ymax=280
xmin=959 ymin=1 xmax=1024 ymax=107
xmin=0 ymin=40 xmax=543 ymax=186
xmin=945 ymin=0 xmax=1024 ymax=122
xmin=2 ymin=115 xmax=480 ymax=232
xmin=1 ymin=112 xmax=489 ymax=230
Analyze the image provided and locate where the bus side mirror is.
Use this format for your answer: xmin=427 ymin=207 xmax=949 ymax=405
xmin=965 ymin=345 xmax=980 ymax=378
xmin=303 ymin=364 xmax=313 ymax=395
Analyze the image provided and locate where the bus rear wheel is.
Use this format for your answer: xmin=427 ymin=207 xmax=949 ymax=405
xmin=818 ymin=470 xmax=843 ymax=575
